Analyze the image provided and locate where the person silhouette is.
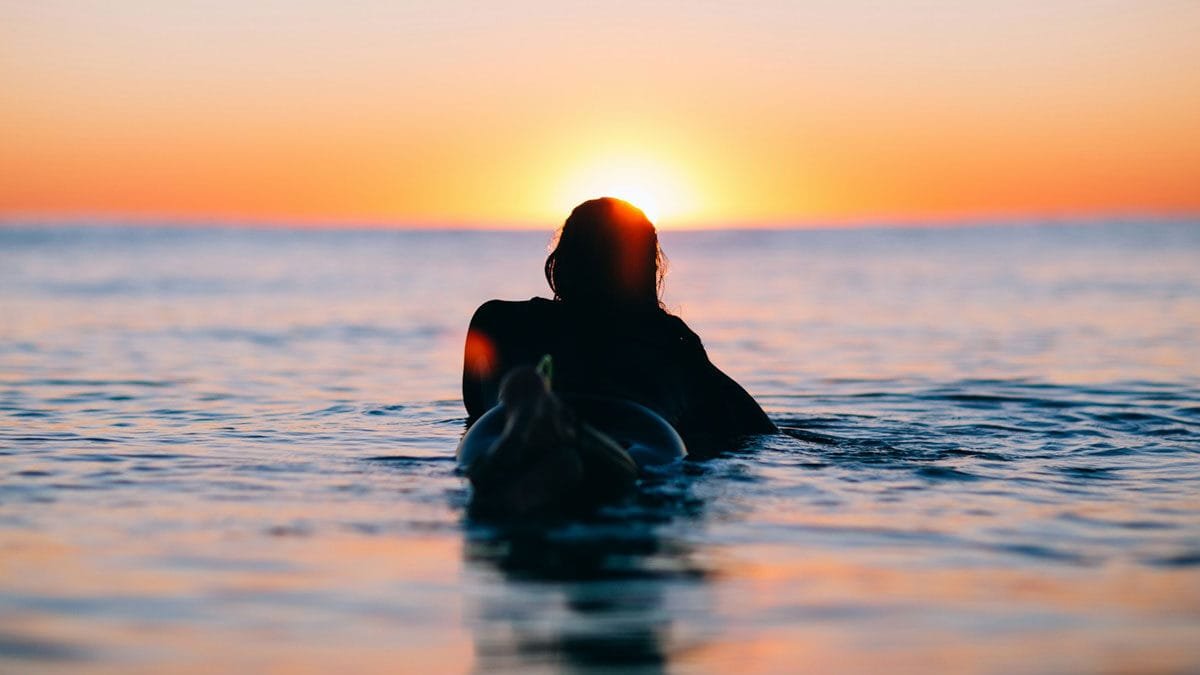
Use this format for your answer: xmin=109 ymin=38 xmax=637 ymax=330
xmin=461 ymin=197 xmax=776 ymax=464
xmin=458 ymin=198 xmax=776 ymax=514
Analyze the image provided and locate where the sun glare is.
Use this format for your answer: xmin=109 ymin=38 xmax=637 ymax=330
xmin=552 ymin=154 xmax=697 ymax=226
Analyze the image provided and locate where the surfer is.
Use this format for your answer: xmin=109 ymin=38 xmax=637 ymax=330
xmin=459 ymin=197 xmax=776 ymax=512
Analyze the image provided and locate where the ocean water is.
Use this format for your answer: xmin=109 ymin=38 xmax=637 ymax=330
xmin=1 ymin=222 xmax=1198 ymax=673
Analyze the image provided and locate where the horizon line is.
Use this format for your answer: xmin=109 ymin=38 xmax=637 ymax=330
xmin=1 ymin=210 xmax=1197 ymax=233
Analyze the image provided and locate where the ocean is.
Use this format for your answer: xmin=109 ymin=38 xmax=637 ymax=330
xmin=2 ymin=222 xmax=1199 ymax=673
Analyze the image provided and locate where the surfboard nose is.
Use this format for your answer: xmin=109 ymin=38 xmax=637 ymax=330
xmin=498 ymin=366 xmax=549 ymax=407
xmin=457 ymin=365 xmax=677 ymax=518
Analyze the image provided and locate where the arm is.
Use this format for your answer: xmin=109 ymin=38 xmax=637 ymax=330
xmin=669 ymin=318 xmax=776 ymax=453
xmin=678 ymin=363 xmax=776 ymax=458
xmin=696 ymin=361 xmax=777 ymax=434
xmin=462 ymin=301 xmax=506 ymax=423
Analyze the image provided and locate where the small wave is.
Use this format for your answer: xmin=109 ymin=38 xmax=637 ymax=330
xmin=1091 ymin=410 xmax=1179 ymax=423
xmin=1076 ymin=444 xmax=1137 ymax=457
xmin=19 ymin=378 xmax=174 ymax=388
xmin=0 ymin=633 xmax=88 ymax=662
xmin=778 ymin=427 xmax=839 ymax=445
xmin=2 ymin=433 xmax=84 ymax=442
xmin=915 ymin=466 xmax=984 ymax=481
xmin=1054 ymin=465 xmax=1120 ymax=481
xmin=986 ymin=542 xmax=1093 ymax=565
xmin=1058 ymin=512 xmax=1176 ymax=530
xmin=364 ymin=455 xmax=454 ymax=464
xmin=51 ymin=454 xmax=125 ymax=463
xmin=305 ymin=404 xmax=356 ymax=416
xmin=919 ymin=392 xmax=1084 ymax=408
xmin=364 ymin=404 xmax=406 ymax=416
xmin=147 ymin=408 xmax=189 ymax=417
xmin=1144 ymin=551 xmax=1200 ymax=567
xmin=936 ymin=447 xmax=1012 ymax=461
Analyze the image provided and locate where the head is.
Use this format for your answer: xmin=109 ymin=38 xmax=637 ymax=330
xmin=544 ymin=197 xmax=666 ymax=310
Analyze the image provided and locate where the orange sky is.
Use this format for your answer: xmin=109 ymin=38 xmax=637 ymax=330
xmin=2 ymin=1 xmax=1199 ymax=228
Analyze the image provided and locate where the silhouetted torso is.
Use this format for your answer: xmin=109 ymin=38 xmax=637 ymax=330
xmin=463 ymin=298 xmax=775 ymax=456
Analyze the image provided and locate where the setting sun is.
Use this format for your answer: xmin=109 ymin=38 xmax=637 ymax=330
xmin=550 ymin=152 xmax=700 ymax=227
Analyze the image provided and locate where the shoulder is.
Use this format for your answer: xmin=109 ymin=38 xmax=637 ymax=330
xmin=469 ymin=297 xmax=555 ymax=325
xmin=662 ymin=313 xmax=706 ymax=355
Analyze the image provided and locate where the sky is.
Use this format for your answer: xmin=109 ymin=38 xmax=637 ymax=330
xmin=2 ymin=1 xmax=1199 ymax=228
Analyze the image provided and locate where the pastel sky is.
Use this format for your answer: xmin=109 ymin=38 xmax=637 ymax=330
xmin=2 ymin=1 xmax=1198 ymax=228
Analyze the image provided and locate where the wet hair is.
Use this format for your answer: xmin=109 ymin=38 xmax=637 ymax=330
xmin=544 ymin=197 xmax=667 ymax=310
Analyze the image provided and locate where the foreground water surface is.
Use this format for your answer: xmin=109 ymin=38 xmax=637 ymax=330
xmin=2 ymin=223 xmax=1199 ymax=673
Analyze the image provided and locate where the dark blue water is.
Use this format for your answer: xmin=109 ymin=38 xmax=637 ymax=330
xmin=2 ymin=222 xmax=1199 ymax=673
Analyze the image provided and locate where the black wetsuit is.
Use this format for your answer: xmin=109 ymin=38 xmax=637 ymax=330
xmin=463 ymin=298 xmax=776 ymax=456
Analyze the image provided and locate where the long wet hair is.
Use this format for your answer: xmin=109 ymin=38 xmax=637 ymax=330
xmin=544 ymin=197 xmax=667 ymax=311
